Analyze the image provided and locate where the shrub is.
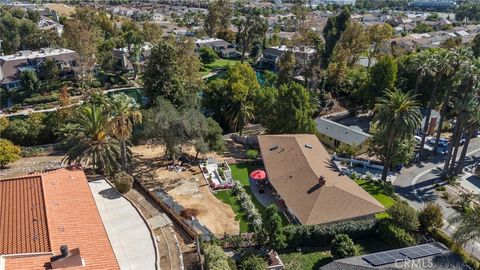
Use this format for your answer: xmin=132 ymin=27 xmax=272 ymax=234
xmin=337 ymin=143 xmax=358 ymax=157
xmin=113 ymin=171 xmax=133 ymax=193
xmin=331 ymin=234 xmax=358 ymax=259
xmin=23 ymin=94 xmax=59 ymax=105
xmin=284 ymin=219 xmax=377 ymax=247
xmin=233 ymin=181 xmax=262 ymax=230
xmin=240 ymin=254 xmax=266 ymax=270
xmin=0 ymin=139 xmax=22 ymax=169
xmin=263 ymin=205 xmax=286 ymax=249
xmin=418 ymin=202 xmax=444 ymax=232
xmin=245 ymin=149 xmax=258 ymax=160
xmin=200 ymin=47 xmax=219 ymax=64
xmin=89 ymin=80 xmax=103 ymax=88
xmin=203 ymin=243 xmax=232 ymax=270
xmin=379 ymin=222 xmax=417 ymax=248
xmin=386 ymin=201 xmax=419 ymax=232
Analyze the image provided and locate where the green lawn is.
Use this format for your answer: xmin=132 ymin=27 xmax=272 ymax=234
xmin=214 ymin=162 xmax=287 ymax=232
xmin=279 ymin=250 xmax=333 ymax=270
xmin=201 ymin=59 xmax=239 ymax=76
xmin=214 ymin=190 xmax=250 ymax=233
xmin=354 ymin=179 xmax=396 ymax=208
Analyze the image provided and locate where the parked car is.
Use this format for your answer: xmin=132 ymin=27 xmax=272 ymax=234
xmin=428 ymin=137 xmax=448 ymax=147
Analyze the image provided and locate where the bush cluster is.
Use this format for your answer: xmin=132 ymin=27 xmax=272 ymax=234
xmin=113 ymin=171 xmax=133 ymax=193
xmin=231 ymin=182 xmax=262 ymax=229
xmin=23 ymin=93 xmax=59 ymax=105
xmin=378 ymin=221 xmax=417 ymax=248
xmin=283 ymin=219 xmax=377 ymax=247
xmin=203 ymin=243 xmax=232 ymax=270
xmin=331 ymin=234 xmax=358 ymax=259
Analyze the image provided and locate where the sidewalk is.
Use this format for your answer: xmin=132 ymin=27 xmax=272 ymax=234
xmin=89 ymin=179 xmax=158 ymax=270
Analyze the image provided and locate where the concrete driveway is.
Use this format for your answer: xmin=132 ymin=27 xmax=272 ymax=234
xmin=89 ymin=179 xmax=158 ymax=270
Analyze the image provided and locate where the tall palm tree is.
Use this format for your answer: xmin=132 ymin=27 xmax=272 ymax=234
xmin=108 ymin=94 xmax=142 ymax=171
xmin=434 ymin=49 xmax=472 ymax=153
xmin=224 ymin=100 xmax=254 ymax=136
xmin=449 ymin=206 xmax=480 ymax=247
xmin=409 ymin=50 xmax=431 ymax=95
xmin=419 ymin=50 xmax=454 ymax=160
xmin=442 ymin=60 xmax=480 ymax=178
xmin=455 ymin=106 xmax=480 ymax=175
xmin=62 ymin=104 xmax=120 ymax=174
xmin=374 ymin=89 xmax=422 ymax=181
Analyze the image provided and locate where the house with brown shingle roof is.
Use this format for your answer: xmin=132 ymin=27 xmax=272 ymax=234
xmin=0 ymin=167 xmax=120 ymax=270
xmin=258 ymin=134 xmax=384 ymax=225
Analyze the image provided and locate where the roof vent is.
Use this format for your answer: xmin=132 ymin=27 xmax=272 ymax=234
xmin=51 ymin=246 xmax=84 ymax=269
xmin=269 ymin=145 xmax=279 ymax=151
xmin=305 ymin=144 xmax=313 ymax=149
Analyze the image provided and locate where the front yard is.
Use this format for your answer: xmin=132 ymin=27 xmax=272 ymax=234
xmin=355 ymin=179 xmax=396 ymax=208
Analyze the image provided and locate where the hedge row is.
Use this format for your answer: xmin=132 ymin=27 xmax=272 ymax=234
xmin=23 ymin=94 xmax=59 ymax=105
xmin=432 ymin=229 xmax=480 ymax=270
xmin=378 ymin=222 xmax=417 ymax=248
xmin=284 ymin=219 xmax=378 ymax=247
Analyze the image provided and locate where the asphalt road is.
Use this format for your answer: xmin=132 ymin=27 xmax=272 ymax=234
xmin=393 ymin=138 xmax=480 ymax=259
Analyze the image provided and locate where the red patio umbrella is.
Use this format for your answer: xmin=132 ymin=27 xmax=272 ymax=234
xmin=250 ymin=170 xmax=267 ymax=181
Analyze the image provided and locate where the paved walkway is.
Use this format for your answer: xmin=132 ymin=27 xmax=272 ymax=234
xmin=89 ymin=179 xmax=158 ymax=270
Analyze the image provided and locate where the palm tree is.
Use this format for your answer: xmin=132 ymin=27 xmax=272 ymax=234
xmin=454 ymin=102 xmax=480 ymax=175
xmin=449 ymin=206 xmax=480 ymax=247
xmin=434 ymin=48 xmax=472 ymax=152
xmin=62 ymin=104 xmax=121 ymax=174
xmin=374 ymin=89 xmax=422 ymax=181
xmin=224 ymin=101 xmax=254 ymax=136
xmin=108 ymin=94 xmax=142 ymax=171
xmin=409 ymin=50 xmax=431 ymax=95
xmin=419 ymin=50 xmax=454 ymax=160
xmin=442 ymin=60 xmax=480 ymax=178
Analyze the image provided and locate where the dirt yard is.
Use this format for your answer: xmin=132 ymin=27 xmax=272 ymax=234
xmin=132 ymin=145 xmax=240 ymax=235
xmin=0 ymin=153 xmax=64 ymax=180
xmin=45 ymin=3 xmax=76 ymax=16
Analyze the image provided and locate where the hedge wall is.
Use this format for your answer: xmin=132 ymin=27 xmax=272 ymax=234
xmin=284 ymin=219 xmax=378 ymax=247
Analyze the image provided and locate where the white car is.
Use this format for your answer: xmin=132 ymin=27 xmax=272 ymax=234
xmin=428 ymin=138 xmax=448 ymax=147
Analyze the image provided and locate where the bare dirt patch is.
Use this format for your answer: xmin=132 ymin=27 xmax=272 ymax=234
xmin=132 ymin=145 xmax=240 ymax=235
xmin=0 ymin=153 xmax=64 ymax=179
xmin=45 ymin=3 xmax=76 ymax=16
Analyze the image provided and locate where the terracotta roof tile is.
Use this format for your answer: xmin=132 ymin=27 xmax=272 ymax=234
xmin=1 ymin=167 xmax=119 ymax=270
xmin=0 ymin=176 xmax=50 ymax=254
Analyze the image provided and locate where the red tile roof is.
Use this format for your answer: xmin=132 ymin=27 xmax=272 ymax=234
xmin=0 ymin=167 xmax=120 ymax=270
xmin=0 ymin=176 xmax=50 ymax=255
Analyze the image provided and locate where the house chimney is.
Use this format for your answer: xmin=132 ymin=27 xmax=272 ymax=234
xmin=60 ymin=245 xmax=69 ymax=258
xmin=318 ymin=176 xmax=325 ymax=186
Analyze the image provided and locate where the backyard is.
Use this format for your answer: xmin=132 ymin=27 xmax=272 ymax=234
xmin=279 ymin=237 xmax=395 ymax=270
xmin=279 ymin=249 xmax=332 ymax=270
xmin=200 ymin=59 xmax=239 ymax=76
xmin=214 ymin=162 xmax=287 ymax=233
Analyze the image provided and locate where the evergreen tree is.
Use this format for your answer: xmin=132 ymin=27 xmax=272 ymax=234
xmin=267 ymin=82 xmax=316 ymax=134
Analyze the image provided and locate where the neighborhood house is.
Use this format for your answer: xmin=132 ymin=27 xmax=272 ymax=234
xmin=0 ymin=48 xmax=79 ymax=91
xmin=258 ymin=134 xmax=384 ymax=225
xmin=315 ymin=117 xmax=372 ymax=155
